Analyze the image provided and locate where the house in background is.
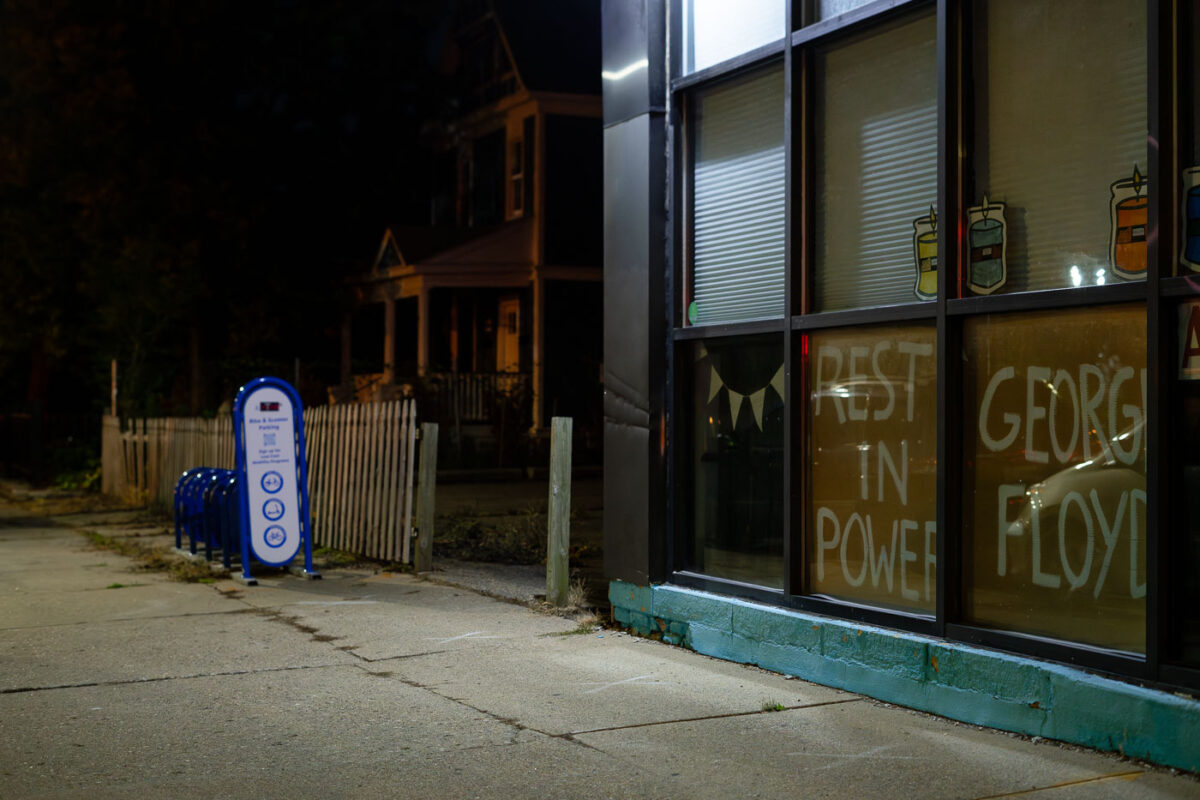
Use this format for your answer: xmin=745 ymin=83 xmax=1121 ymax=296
xmin=335 ymin=0 xmax=603 ymax=468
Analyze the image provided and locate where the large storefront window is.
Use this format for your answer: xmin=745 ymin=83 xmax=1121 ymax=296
xmin=813 ymin=10 xmax=937 ymax=311
xmin=1172 ymin=9 xmax=1200 ymax=667
xmin=1175 ymin=301 xmax=1200 ymax=663
xmin=970 ymin=0 xmax=1147 ymax=294
xmin=1181 ymin=4 xmax=1200 ymax=276
xmin=653 ymin=0 xmax=1198 ymax=690
xmin=962 ymin=305 xmax=1147 ymax=653
xmin=687 ymin=336 xmax=784 ymax=588
xmin=807 ymin=324 xmax=937 ymax=613
xmin=688 ymin=65 xmax=785 ymax=325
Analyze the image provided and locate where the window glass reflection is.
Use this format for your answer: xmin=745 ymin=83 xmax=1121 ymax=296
xmin=1171 ymin=300 xmax=1200 ymax=663
xmin=813 ymin=11 xmax=937 ymax=311
xmin=1180 ymin=5 xmax=1200 ymax=275
xmin=687 ymin=336 xmax=784 ymax=588
xmin=970 ymin=0 xmax=1147 ymax=294
xmin=682 ymin=0 xmax=784 ymax=75
xmin=962 ymin=305 xmax=1146 ymax=653
xmin=813 ymin=0 xmax=880 ymax=24
xmin=807 ymin=324 xmax=937 ymax=613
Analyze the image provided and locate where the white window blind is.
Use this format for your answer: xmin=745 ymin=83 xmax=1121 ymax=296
xmin=974 ymin=0 xmax=1146 ymax=293
xmin=690 ymin=66 xmax=785 ymax=326
xmin=813 ymin=12 xmax=937 ymax=311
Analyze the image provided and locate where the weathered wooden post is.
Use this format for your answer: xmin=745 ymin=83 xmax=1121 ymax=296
xmin=415 ymin=422 xmax=439 ymax=572
xmin=547 ymin=416 xmax=572 ymax=606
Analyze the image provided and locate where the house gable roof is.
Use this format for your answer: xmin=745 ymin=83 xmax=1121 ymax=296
xmin=373 ymin=229 xmax=405 ymax=272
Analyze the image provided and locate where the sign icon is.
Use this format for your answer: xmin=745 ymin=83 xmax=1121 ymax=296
xmin=261 ymin=470 xmax=283 ymax=493
xmin=264 ymin=525 xmax=287 ymax=548
xmin=262 ymin=498 xmax=285 ymax=520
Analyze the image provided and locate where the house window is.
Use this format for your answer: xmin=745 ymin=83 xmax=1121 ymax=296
xmin=471 ymin=129 xmax=506 ymax=228
xmin=666 ymin=0 xmax=1197 ymax=682
xmin=511 ymin=138 xmax=524 ymax=218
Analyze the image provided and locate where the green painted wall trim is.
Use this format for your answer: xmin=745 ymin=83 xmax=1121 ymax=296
xmin=609 ymin=580 xmax=1200 ymax=772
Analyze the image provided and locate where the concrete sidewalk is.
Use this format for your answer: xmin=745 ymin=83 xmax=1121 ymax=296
xmin=1 ymin=504 xmax=1197 ymax=799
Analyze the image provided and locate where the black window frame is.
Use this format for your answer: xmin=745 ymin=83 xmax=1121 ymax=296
xmin=665 ymin=0 xmax=1200 ymax=692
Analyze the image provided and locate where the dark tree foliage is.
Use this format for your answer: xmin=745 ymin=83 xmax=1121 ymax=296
xmin=0 ymin=0 xmax=447 ymax=425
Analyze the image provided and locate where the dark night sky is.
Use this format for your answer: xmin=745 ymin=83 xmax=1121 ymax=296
xmin=0 ymin=0 xmax=454 ymax=416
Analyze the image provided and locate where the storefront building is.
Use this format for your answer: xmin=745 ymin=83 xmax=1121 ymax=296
xmin=601 ymin=0 xmax=1200 ymax=769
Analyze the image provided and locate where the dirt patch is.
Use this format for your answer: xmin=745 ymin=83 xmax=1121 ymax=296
xmin=0 ymin=484 xmax=129 ymax=517
xmin=435 ymin=506 xmax=547 ymax=565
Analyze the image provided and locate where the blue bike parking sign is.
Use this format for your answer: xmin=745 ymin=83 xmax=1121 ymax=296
xmin=232 ymin=377 xmax=318 ymax=579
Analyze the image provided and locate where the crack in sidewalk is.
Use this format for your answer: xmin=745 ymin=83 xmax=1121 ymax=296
xmin=970 ymin=770 xmax=1146 ymax=798
xmin=565 ymin=697 xmax=865 ymax=737
xmin=1 ymin=662 xmax=352 ymax=695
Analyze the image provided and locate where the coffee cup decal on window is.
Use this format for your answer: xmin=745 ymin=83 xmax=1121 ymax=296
xmin=967 ymin=195 xmax=1007 ymax=295
xmin=1110 ymin=164 xmax=1147 ymax=280
xmin=1182 ymin=166 xmax=1200 ymax=273
xmin=912 ymin=203 xmax=937 ymax=301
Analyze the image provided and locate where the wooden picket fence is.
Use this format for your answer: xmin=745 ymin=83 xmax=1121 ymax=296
xmin=100 ymin=400 xmax=421 ymax=562
xmin=101 ymin=415 xmax=236 ymax=505
xmin=303 ymin=401 xmax=420 ymax=563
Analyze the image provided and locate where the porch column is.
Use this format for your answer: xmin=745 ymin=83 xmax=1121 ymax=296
xmin=340 ymin=314 xmax=352 ymax=386
xmin=382 ymin=296 xmax=396 ymax=384
xmin=417 ymin=286 xmax=430 ymax=377
xmin=532 ymin=273 xmax=545 ymax=430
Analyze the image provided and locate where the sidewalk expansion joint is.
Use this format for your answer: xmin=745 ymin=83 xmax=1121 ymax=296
xmin=0 ymin=662 xmax=354 ymax=695
xmin=350 ymin=650 xmax=450 ymax=664
xmin=970 ymin=770 xmax=1147 ymax=798
xmin=564 ymin=697 xmax=865 ymax=737
xmin=387 ymin=674 xmax=574 ymax=745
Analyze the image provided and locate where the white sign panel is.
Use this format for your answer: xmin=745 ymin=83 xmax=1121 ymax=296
xmin=242 ymin=385 xmax=302 ymax=565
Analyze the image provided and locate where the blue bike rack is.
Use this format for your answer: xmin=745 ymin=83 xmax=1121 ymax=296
xmin=174 ymin=467 xmax=238 ymax=564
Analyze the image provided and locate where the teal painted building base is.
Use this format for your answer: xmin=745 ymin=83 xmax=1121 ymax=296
xmin=610 ymin=580 xmax=1200 ymax=772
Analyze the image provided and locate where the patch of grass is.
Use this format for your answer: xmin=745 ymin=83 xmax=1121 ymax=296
xmin=544 ymin=614 xmax=603 ymax=637
xmin=84 ymin=530 xmax=229 ymax=583
xmin=55 ymin=461 xmax=102 ymax=492
xmin=313 ymin=547 xmax=367 ymax=568
xmin=106 ymin=582 xmax=127 ymax=589
xmin=761 ymin=700 xmax=787 ymax=712
xmin=567 ymin=578 xmax=589 ymax=609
